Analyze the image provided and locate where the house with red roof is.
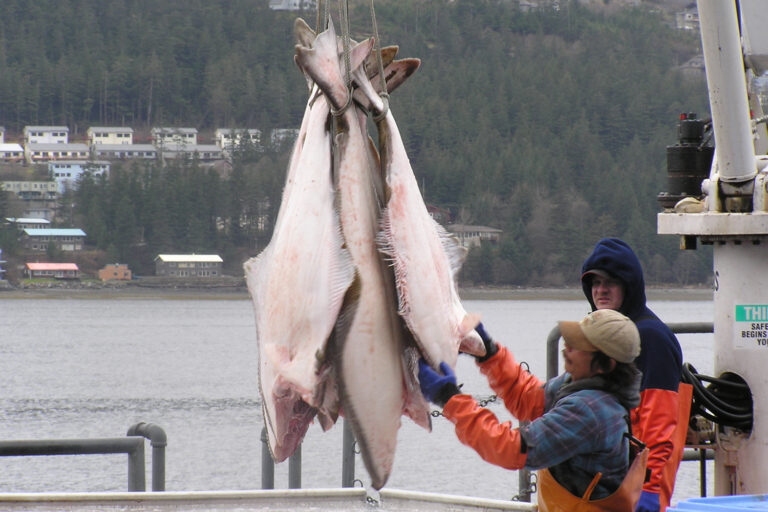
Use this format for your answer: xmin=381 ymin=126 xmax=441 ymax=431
xmin=25 ymin=262 xmax=80 ymax=279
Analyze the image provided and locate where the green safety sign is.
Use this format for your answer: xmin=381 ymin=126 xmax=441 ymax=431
xmin=734 ymin=304 xmax=768 ymax=348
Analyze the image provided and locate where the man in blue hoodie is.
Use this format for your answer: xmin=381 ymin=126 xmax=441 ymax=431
xmin=581 ymin=238 xmax=690 ymax=512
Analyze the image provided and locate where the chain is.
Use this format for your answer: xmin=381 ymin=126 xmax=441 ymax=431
xmin=430 ymin=394 xmax=497 ymax=417
xmin=511 ymin=472 xmax=538 ymax=501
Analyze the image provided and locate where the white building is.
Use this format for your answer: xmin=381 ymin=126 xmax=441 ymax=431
xmin=87 ymin=126 xmax=134 ymax=145
xmin=270 ymin=128 xmax=299 ymax=148
xmin=23 ymin=126 xmax=69 ymax=145
xmin=151 ymin=127 xmax=198 ymax=146
xmin=0 ymin=126 xmax=4 ymax=143
xmin=154 ymin=254 xmax=223 ymax=277
xmin=1 ymin=181 xmax=58 ymax=201
xmin=446 ymin=224 xmax=503 ymax=249
xmin=269 ymin=0 xmax=316 ymax=10
xmin=215 ymin=128 xmax=261 ymax=150
xmin=5 ymin=217 xmax=51 ymax=230
xmin=93 ymin=144 xmax=158 ymax=160
xmin=160 ymin=144 xmax=223 ymax=162
xmin=25 ymin=143 xmax=89 ymax=164
xmin=49 ymin=160 xmax=110 ymax=193
xmin=0 ymin=143 xmax=24 ymax=162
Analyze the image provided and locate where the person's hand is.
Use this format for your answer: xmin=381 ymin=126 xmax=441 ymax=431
xmin=418 ymin=358 xmax=459 ymax=407
xmin=474 ymin=322 xmax=499 ymax=363
xmin=635 ymin=490 xmax=660 ymax=512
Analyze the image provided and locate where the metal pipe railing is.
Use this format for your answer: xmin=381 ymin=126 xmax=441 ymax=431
xmin=341 ymin=420 xmax=356 ymax=487
xmin=0 ymin=422 xmax=166 ymax=492
xmin=127 ymin=422 xmax=167 ymax=491
xmin=0 ymin=437 xmax=146 ymax=491
xmin=259 ymin=425 xmax=303 ymax=490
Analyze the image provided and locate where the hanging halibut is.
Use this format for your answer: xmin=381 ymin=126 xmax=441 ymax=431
xmin=354 ymin=65 xmax=486 ymax=372
xmin=296 ymin=21 xmax=409 ymax=490
xmin=244 ymin=37 xmax=355 ymax=461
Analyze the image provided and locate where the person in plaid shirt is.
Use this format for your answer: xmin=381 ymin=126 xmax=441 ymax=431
xmin=419 ymin=310 xmax=644 ymax=510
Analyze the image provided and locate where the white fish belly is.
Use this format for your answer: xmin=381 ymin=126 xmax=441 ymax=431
xmin=379 ymin=113 xmax=472 ymax=369
xmin=335 ymin=110 xmax=406 ymax=490
xmin=245 ymin=97 xmax=354 ymax=461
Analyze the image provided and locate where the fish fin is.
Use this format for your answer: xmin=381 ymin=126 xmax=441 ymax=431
xmin=434 ymin=220 xmax=468 ymax=278
xmin=377 ymin=58 xmax=421 ymax=95
xmin=329 ymin=220 xmax=357 ymax=312
xmin=364 ymin=45 xmax=398 ymax=78
xmin=293 ymin=17 xmax=316 ymax=47
xmin=244 ymin=247 xmax=274 ymax=338
xmin=349 ymin=37 xmax=375 ymax=77
xmin=376 ymin=209 xmax=409 ymax=320
xmin=460 ymin=312 xmax=482 ymax=334
xmin=458 ymin=313 xmax=486 ymax=356
xmin=294 ymin=54 xmax=315 ymax=93
xmin=295 ymin=20 xmax=345 ymax=110
xmin=354 ymin=58 xmax=422 ymax=115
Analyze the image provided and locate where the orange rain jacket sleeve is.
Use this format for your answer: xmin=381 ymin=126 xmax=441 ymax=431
xmin=441 ymin=345 xmax=546 ymax=470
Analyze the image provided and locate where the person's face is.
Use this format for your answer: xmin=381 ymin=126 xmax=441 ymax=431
xmin=591 ymin=274 xmax=625 ymax=311
xmin=562 ymin=344 xmax=596 ymax=381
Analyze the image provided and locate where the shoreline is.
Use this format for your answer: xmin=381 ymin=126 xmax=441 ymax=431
xmin=0 ymin=282 xmax=714 ymax=301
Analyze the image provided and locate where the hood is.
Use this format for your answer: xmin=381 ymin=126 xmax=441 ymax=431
xmin=581 ymin=238 xmax=646 ymax=319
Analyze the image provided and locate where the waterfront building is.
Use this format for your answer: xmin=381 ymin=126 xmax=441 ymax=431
xmin=154 ymin=254 xmax=223 ymax=277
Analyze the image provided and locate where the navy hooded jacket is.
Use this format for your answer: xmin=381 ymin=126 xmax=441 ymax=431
xmin=581 ymin=238 xmax=687 ymax=506
xmin=581 ymin=238 xmax=682 ymax=392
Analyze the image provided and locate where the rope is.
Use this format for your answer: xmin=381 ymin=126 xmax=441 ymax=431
xmin=368 ymin=0 xmax=387 ymax=94
xmin=368 ymin=0 xmax=390 ymax=120
xmin=338 ymin=0 xmax=351 ymax=90
xmin=328 ymin=0 xmax=353 ymax=117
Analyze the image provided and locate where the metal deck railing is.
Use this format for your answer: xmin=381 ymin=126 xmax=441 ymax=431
xmin=0 ymin=422 xmax=166 ymax=492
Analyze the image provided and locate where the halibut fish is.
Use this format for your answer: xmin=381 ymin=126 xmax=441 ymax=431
xmin=296 ymin=21 xmax=409 ymax=490
xmin=244 ymin=32 xmax=355 ymax=461
xmin=355 ymin=65 xmax=486 ymax=371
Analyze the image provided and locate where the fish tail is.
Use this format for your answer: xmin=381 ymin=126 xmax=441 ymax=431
xmin=295 ymin=19 xmax=374 ymax=112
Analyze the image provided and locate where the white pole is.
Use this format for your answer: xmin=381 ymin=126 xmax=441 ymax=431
xmin=697 ymin=0 xmax=756 ymax=184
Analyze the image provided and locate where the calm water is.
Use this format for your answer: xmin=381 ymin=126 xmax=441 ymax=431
xmin=0 ymin=295 xmax=714 ymax=503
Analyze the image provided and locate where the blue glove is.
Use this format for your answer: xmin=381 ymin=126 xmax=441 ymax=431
xmin=474 ymin=322 xmax=498 ymax=363
xmin=635 ymin=490 xmax=660 ymax=512
xmin=418 ymin=358 xmax=459 ymax=407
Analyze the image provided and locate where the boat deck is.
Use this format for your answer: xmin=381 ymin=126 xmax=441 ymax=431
xmin=0 ymin=488 xmax=537 ymax=511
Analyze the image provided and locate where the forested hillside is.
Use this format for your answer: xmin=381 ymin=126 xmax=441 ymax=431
xmin=0 ymin=0 xmax=714 ymax=285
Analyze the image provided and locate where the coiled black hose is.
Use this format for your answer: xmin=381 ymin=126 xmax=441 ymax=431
xmin=681 ymin=363 xmax=753 ymax=432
